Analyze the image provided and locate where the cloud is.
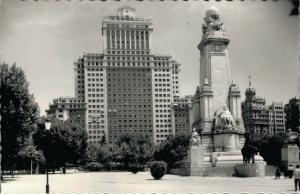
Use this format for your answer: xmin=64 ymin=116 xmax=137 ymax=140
xmin=13 ymin=11 xmax=74 ymax=30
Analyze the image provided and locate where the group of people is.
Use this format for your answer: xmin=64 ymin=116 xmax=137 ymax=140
xmin=275 ymin=165 xmax=300 ymax=191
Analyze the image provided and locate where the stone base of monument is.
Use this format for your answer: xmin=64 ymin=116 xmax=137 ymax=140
xmin=234 ymin=162 xmax=266 ymax=177
xmin=281 ymin=144 xmax=300 ymax=169
xmin=169 ymin=149 xmax=265 ymax=177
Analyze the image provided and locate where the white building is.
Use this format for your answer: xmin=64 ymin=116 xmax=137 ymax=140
xmin=49 ymin=7 xmax=181 ymax=144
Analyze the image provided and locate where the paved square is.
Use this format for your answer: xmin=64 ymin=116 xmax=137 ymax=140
xmin=1 ymin=171 xmax=297 ymax=193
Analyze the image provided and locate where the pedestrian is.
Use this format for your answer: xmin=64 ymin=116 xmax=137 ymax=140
xmin=275 ymin=168 xmax=281 ymax=179
xmin=60 ymin=167 xmax=63 ymax=174
xmin=293 ymin=165 xmax=300 ymax=191
xmin=288 ymin=165 xmax=294 ymax=178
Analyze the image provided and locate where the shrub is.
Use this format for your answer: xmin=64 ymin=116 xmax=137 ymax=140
xmin=103 ymin=162 xmax=117 ymax=171
xmin=129 ymin=164 xmax=142 ymax=174
xmin=129 ymin=164 xmax=144 ymax=174
xmin=85 ymin=162 xmax=102 ymax=171
xmin=150 ymin=161 xmax=167 ymax=180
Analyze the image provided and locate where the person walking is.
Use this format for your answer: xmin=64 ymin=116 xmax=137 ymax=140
xmin=275 ymin=168 xmax=281 ymax=179
xmin=288 ymin=165 xmax=294 ymax=178
xmin=293 ymin=165 xmax=300 ymax=191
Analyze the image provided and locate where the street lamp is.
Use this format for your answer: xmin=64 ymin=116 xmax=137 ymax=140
xmin=44 ymin=119 xmax=51 ymax=194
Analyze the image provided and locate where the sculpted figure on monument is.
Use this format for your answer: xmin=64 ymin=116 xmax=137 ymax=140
xmin=213 ymin=104 xmax=235 ymax=131
xmin=191 ymin=128 xmax=201 ymax=146
xmin=202 ymin=6 xmax=225 ymax=34
xmin=286 ymin=129 xmax=299 ymax=144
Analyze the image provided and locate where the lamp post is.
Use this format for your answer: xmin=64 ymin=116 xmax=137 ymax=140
xmin=44 ymin=119 xmax=51 ymax=194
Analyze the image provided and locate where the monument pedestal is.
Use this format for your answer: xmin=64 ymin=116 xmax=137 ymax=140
xmin=170 ymin=144 xmax=265 ymax=177
xmin=170 ymin=146 xmax=206 ymax=176
xmin=281 ymin=144 xmax=300 ymax=169
xmin=234 ymin=163 xmax=266 ymax=177
xmin=188 ymin=146 xmax=206 ymax=176
xmin=213 ymin=130 xmax=244 ymax=152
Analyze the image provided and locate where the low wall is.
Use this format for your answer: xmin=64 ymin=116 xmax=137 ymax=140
xmin=170 ymin=165 xmax=236 ymax=177
xmin=234 ymin=162 xmax=266 ymax=177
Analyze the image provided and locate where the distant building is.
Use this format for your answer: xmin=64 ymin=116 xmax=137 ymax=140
xmin=241 ymin=80 xmax=269 ymax=134
xmin=241 ymin=77 xmax=286 ymax=135
xmin=285 ymin=97 xmax=300 ymax=132
xmin=268 ymin=102 xmax=286 ymax=133
xmin=47 ymin=7 xmax=181 ymax=144
xmin=46 ymin=97 xmax=86 ymax=129
xmin=172 ymin=96 xmax=193 ymax=135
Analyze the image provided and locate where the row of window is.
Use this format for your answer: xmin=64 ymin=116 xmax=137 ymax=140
xmin=87 ymin=88 xmax=104 ymax=92
xmin=108 ymin=78 xmax=151 ymax=82
xmin=107 ymin=50 xmax=150 ymax=55
xmin=108 ymin=99 xmax=151 ymax=103
xmin=108 ymin=88 xmax=151 ymax=92
xmin=156 ymin=119 xmax=171 ymax=123
xmin=155 ymin=125 xmax=171 ymax=130
xmin=109 ymin=124 xmax=152 ymax=128
xmin=155 ymin=99 xmax=171 ymax=103
xmin=87 ymin=94 xmax=104 ymax=97
xmin=87 ymin=73 xmax=103 ymax=76
xmin=107 ymin=56 xmax=151 ymax=61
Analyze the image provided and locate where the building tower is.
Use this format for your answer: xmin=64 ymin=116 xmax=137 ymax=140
xmin=241 ymin=76 xmax=270 ymax=135
xmin=48 ymin=7 xmax=181 ymax=144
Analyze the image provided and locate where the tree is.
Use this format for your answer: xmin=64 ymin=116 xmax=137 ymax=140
xmin=0 ymin=63 xmax=39 ymax=174
xmin=85 ymin=143 xmax=101 ymax=163
xmin=249 ymin=132 xmax=288 ymax=165
xmin=114 ymin=132 xmax=154 ymax=168
xmin=18 ymin=134 xmax=45 ymax=174
xmin=34 ymin=118 xmax=88 ymax=172
xmin=154 ymin=132 xmax=191 ymax=170
xmin=97 ymin=144 xmax=115 ymax=164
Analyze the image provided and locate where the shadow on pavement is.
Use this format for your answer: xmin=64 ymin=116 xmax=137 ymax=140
xmin=1 ymin=176 xmax=20 ymax=183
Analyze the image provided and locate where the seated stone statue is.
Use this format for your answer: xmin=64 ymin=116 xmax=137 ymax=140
xmin=213 ymin=104 xmax=235 ymax=131
xmin=191 ymin=128 xmax=201 ymax=146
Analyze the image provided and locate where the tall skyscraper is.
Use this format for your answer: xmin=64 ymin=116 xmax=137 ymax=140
xmin=48 ymin=7 xmax=181 ymax=144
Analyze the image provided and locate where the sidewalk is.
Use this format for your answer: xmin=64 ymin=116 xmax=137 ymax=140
xmin=1 ymin=171 xmax=297 ymax=193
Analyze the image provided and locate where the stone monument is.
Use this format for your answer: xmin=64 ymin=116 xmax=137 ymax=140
xmin=281 ymin=130 xmax=300 ymax=169
xmin=170 ymin=6 xmax=265 ymax=176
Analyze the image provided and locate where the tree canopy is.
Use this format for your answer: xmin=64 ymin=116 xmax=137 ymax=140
xmin=34 ymin=118 xmax=88 ymax=169
xmin=114 ymin=132 xmax=155 ymax=167
xmin=0 ymin=63 xmax=40 ymax=171
xmin=154 ymin=132 xmax=191 ymax=170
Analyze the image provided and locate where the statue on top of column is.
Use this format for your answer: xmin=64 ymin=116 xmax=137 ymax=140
xmin=202 ymin=6 xmax=225 ymax=34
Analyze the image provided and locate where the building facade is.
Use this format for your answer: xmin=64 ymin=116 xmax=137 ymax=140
xmin=46 ymin=97 xmax=86 ymax=129
xmin=285 ymin=97 xmax=300 ymax=132
xmin=241 ymin=83 xmax=270 ymax=134
xmin=48 ymin=7 xmax=181 ymax=144
xmin=241 ymin=79 xmax=286 ymax=135
xmin=268 ymin=102 xmax=286 ymax=133
xmin=171 ymin=96 xmax=193 ymax=135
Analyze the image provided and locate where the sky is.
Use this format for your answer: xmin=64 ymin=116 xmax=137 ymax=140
xmin=0 ymin=0 xmax=298 ymax=115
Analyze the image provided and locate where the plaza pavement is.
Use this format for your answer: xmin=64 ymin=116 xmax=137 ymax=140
xmin=1 ymin=171 xmax=298 ymax=193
